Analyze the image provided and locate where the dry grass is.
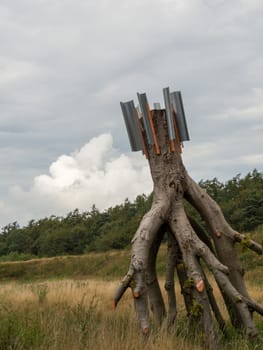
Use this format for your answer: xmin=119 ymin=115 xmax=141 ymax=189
xmin=0 ymin=277 xmax=262 ymax=350
xmin=0 ymin=278 xmax=202 ymax=350
xmin=0 ymin=279 xmax=116 ymax=307
xmin=0 ymin=241 xmax=262 ymax=349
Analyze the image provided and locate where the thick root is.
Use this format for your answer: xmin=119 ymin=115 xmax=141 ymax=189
xmin=169 ymin=198 xmax=260 ymax=339
xmin=169 ymin=201 xmax=220 ymax=349
xmin=114 ymin=201 xmax=168 ymax=333
xmin=164 ymin=231 xmax=177 ymax=327
xmin=185 ymin=174 xmax=262 ymax=255
xmin=184 ymin=173 xmax=262 ymax=330
xmin=202 ymin=270 xmax=227 ymax=335
xmin=146 ymin=227 xmax=166 ymax=325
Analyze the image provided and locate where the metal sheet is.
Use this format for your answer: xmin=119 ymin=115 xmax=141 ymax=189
xmin=120 ymin=101 xmax=143 ymax=151
xmin=137 ymin=93 xmax=154 ymax=145
xmin=153 ymin=102 xmax=161 ymax=110
xmin=120 ymin=101 xmax=136 ymax=151
xmin=163 ymin=87 xmax=176 ymax=141
xmin=170 ymin=91 xmax=190 ymax=141
xmin=126 ymin=100 xmax=143 ymax=151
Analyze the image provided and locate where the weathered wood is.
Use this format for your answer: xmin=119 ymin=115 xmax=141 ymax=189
xmin=202 ymin=270 xmax=227 ymax=335
xmin=146 ymin=227 xmax=166 ymax=325
xmin=164 ymin=231 xmax=177 ymax=326
xmin=184 ymin=175 xmax=261 ymax=332
xmin=114 ymin=109 xmax=263 ymax=346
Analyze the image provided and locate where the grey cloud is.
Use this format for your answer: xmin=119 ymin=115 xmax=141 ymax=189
xmin=0 ymin=0 xmax=262 ymax=226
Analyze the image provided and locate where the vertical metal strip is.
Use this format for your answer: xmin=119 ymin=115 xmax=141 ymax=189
xmin=170 ymin=91 xmax=190 ymax=142
xmin=163 ymin=87 xmax=176 ymax=152
xmin=120 ymin=102 xmax=135 ymax=151
xmin=137 ymin=93 xmax=154 ymax=145
xmin=178 ymin=91 xmax=189 ymax=140
xmin=127 ymin=101 xmax=143 ymax=151
xmin=120 ymin=101 xmax=143 ymax=152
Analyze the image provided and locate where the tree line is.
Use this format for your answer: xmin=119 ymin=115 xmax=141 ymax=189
xmin=0 ymin=169 xmax=262 ymax=260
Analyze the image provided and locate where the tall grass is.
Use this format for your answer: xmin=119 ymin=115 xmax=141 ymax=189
xmin=0 ymin=278 xmax=262 ymax=349
xmin=0 ymin=227 xmax=262 ymax=349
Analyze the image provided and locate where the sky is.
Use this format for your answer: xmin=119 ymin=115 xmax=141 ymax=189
xmin=0 ymin=0 xmax=262 ymax=228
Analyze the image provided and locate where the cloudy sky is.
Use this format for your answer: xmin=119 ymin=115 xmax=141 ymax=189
xmin=0 ymin=0 xmax=262 ymax=228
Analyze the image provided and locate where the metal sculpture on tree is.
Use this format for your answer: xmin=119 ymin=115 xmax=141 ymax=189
xmin=113 ymin=87 xmax=263 ymax=349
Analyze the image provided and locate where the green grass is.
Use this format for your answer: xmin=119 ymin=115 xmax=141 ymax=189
xmin=0 ymin=251 xmax=129 ymax=281
xmin=0 ymin=246 xmax=171 ymax=282
xmin=0 ymin=240 xmax=262 ymax=284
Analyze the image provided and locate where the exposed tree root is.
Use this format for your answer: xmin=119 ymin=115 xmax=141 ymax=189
xmin=164 ymin=231 xmax=177 ymax=327
xmin=146 ymin=226 xmax=166 ymax=326
xmin=113 ymin=110 xmax=263 ymax=348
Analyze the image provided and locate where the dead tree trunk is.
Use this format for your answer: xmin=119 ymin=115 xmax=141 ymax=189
xmin=113 ymin=109 xmax=263 ymax=349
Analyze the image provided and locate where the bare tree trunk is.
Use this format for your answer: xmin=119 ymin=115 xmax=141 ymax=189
xmin=114 ymin=110 xmax=263 ymax=348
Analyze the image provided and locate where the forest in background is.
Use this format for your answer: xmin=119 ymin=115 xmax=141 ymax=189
xmin=0 ymin=169 xmax=262 ymax=261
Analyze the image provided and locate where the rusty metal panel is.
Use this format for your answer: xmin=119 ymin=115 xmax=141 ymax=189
xmin=163 ymin=87 xmax=176 ymax=141
xmin=137 ymin=93 xmax=154 ymax=145
xmin=170 ymin=91 xmax=190 ymax=141
xmin=120 ymin=101 xmax=143 ymax=151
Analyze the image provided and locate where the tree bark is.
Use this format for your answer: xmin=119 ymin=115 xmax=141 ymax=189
xmin=114 ymin=109 xmax=263 ymax=348
xmin=146 ymin=226 xmax=166 ymax=325
xmin=164 ymin=231 xmax=177 ymax=327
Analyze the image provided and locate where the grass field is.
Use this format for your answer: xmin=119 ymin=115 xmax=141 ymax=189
xmin=0 ymin=279 xmax=258 ymax=349
xmin=0 ymin=273 xmax=262 ymax=349
xmin=0 ymin=226 xmax=262 ymax=349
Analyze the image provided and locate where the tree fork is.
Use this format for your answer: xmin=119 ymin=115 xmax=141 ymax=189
xmin=113 ymin=109 xmax=263 ymax=345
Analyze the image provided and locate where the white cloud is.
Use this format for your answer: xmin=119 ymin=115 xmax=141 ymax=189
xmin=1 ymin=134 xmax=152 ymax=227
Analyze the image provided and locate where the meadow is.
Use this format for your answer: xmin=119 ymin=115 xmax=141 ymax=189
xmin=0 ymin=244 xmax=263 ymax=349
